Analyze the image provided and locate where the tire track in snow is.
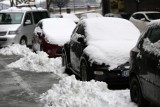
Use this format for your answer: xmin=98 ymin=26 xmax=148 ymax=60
xmin=0 ymin=56 xmax=43 ymax=106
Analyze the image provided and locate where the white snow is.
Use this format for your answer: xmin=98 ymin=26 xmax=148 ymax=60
xmin=40 ymin=75 xmax=136 ymax=107
xmin=62 ymin=13 xmax=80 ymax=23
xmin=36 ymin=18 xmax=76 ymax=46
xmin=82 ymin=17 xmax=140 ymax=69
xmin=0 ymin=44 xmax=32 ymax=56
xmin=143 ymin=38 xmax=160 ymax=56
xmin=80 ymin=13 xmax=103 ymax=20
xmin=0 ymin=44 xmax=137 ymax=107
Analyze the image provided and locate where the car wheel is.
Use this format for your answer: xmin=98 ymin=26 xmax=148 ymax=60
xmin=20 ymin=37 xmax=27 ymax=46
xmin=80 ymin=60 xmax=93 ymax=81
xmin=130 ymin=77 xmax=150 ymax=107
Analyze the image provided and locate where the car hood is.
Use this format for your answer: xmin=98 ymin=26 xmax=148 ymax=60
xmin=0 ymin=24 xmax=20 ymax=32
xmin=84 ymin=40 xmax=137 ymax=70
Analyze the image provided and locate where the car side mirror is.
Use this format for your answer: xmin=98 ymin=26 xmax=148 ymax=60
xmin=140 ymin=18 xmax=150 ymax=22
xmin=24 ymin=20 xmax=31 ymax=25
xmin=77 ymin=37 xmax=84 ymax=43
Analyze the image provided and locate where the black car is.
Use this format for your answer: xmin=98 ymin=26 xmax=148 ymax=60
xmin=129 ymin=20 xmax=160 ymax=107
xmin=62 ymin=17 xmax=140 ymax=86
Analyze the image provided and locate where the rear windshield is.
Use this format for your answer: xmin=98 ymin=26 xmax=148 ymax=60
xmin=146 ymin=13 xmax=160 ymax=20
xmin=0 ymin=12 xmax=23 ymax=24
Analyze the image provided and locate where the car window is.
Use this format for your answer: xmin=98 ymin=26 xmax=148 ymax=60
xmin=24 ymin=12 xmax=33 ymax=25
xmin=146 ymin=13 xmax=160 ymax=20
xmin=132 ymin=13 xmax=145 ymax=20
xmin=37 ymin=22 xmax=42 ymax=29
xmin=148 ymin=28 xmax=160 ymax=43
xmin=71 ymin=24 xmax=85 ymax=41
xmin=76 ymin=25 xmax=85 ymax=36
xmin=32 ymin=11 xmax=49 ymax=24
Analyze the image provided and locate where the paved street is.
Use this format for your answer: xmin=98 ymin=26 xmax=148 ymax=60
xmin=0 ymin=55 xmax=60 ymax=107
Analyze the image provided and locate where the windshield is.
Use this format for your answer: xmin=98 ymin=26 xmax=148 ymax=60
xmin=0 ymin=12 xmax=23 ymax=24
xmin=146 ymin=13 xmax=160 ymax=20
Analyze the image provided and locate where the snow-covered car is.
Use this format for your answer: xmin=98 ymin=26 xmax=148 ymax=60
xmin=51 ymin=13 xmax=79 ymax=24
xmin=32 ymin=18 xmax=76 ymax=57
xmin=62 ymin=17 xmax=140 ymax=85
xmin=129 ymin=20 xmax=160 ymax=107
xmin=105 ymin=13 xmax=122 ymax=18
xmin=105 ymin=12 xmax=131 ymax=20
xmin=80 ymin=12 xmax=103 ymax=20
xmin=129 ymin=11 xmax=160 ymax=33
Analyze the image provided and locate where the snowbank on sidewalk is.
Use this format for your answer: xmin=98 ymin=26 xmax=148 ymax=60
xmin=0 ymin=44 xmax=66 ymax=77
xmin=40 ymin=75 xmax=137 ymax=107
xmin=0 ymin=44 xmax=32 ymax=56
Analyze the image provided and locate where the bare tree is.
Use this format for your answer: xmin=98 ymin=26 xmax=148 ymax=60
xmin=46 ymin=0 xmax=69 ymax=14
xmin=10 ymin=0 xmax=29 ymax=6
xmin=53 ymin=0 xmax=69 ymax=14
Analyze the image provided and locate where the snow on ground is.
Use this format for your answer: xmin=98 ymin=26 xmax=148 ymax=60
xmin=0 ymin=44 xmax=66 ymax=77
xmin=40 ymin=75 xmax=137 ymax=107
xmin=0 ymin=45 xmax=137 ymax=107
xmin=0 ymin=44 xmax=32 ymax=56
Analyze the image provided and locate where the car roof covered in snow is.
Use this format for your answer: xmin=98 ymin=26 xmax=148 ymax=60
xmin=0 ymin=6 xmax=46 ymax=13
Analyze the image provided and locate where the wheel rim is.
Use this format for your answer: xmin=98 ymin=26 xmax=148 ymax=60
xmin=131 ymin=81 xmax=139 ymax=103
xmin=81 ymin=62 xmax=87 ymax=81
xmin=20 ymin=39 xmax=26 ymax=45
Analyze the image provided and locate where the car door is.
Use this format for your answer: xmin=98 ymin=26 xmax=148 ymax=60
xmin=149 ymin=27 xmax=160 ymax=105
xmin=138 ymin=28 xmax=160 ymax=102
xmin=70 ymin=24 xmax=86 ymax=72
xmin=22 ymin=12 xmax=35 ymax=45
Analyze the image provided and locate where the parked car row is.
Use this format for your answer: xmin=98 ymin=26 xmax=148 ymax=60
xmin=1 ymin=6 xmax=160 ymax=106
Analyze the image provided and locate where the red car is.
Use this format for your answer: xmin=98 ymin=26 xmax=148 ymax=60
xmin=32 ymin=18 xmax=76 ymax=57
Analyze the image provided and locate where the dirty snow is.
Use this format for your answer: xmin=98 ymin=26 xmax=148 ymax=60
xmin=0 ymin=44 xmax=137 ymax=107
xmin=0 ymin=44 xmax=66 ymax=77
xmin=40 ymin=75 xmax=136 ymax=107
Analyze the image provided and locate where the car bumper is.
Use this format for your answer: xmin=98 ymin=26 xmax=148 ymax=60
xmin=94 ymin=69 xmax=129 ymax=85
xmin=0 ymin=35 xmax=16 ymax=47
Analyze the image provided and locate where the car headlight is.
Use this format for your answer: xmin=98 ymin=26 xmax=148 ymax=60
xmin=8 ymin=31 xmax=19 ymax=35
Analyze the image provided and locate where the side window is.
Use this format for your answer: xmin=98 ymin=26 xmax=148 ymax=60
xmin=41 ymin=12 xmax=49 ymax=19
xmin=33 ymin=11 xmax=49 ymax=24
xmin=133 ymin=14 xmax=145 ymax=20
xmin=24 ymin=12 xmax=33 ymax=25
xmin=148 ymin=28 xmax=160 ymax=43
xmin=71 ymin=24 xmax=85 ymax=42
xmin=76 ymin=25 xmax=85 ymax=36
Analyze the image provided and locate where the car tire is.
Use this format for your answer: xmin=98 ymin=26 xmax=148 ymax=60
xmin=80 ymin=60 xmax=93 ymax=81
xmin=20 ymin=37 xmax=27 ymax=46
xmin=130 ymin=77 xmax=150 ymax=107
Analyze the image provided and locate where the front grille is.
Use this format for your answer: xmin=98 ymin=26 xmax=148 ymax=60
xmin=0 ymin=32 xmax=7 ymax=36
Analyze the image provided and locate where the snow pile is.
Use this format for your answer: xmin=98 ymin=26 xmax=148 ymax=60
xmin=143 ymin=38 xmax=160 ymax=56
xmin=40 ymin=75 xmax=136 ymax=107
xmin=7 ymin=51 xmax=66 ymax=77
xmin=0 ymin=44 xmax=66 ymax=77
xmin=0 ymin=44 xmax=32 ymax=56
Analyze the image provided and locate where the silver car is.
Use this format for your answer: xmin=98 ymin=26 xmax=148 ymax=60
xmin=0 ymin=6 xmax=49 ymax=47
xmin=129 ymin=11 xmax=160 ymax=33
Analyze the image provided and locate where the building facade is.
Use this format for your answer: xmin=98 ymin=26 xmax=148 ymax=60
xmin=102 ymin=0 xmax=160 ymax=15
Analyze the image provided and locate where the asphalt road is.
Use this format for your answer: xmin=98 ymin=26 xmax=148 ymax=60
xmin=0 ymin=55 xmax=60 ymax=107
